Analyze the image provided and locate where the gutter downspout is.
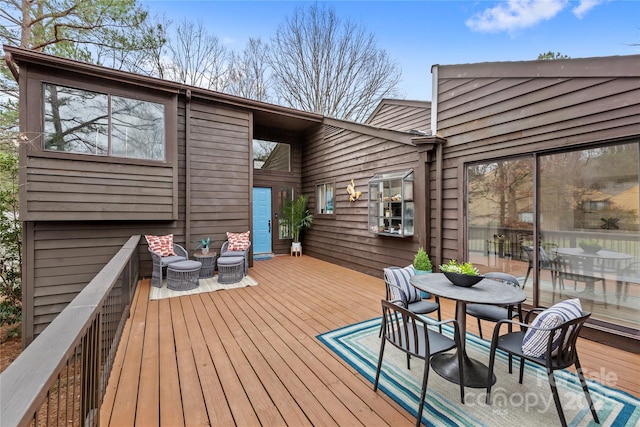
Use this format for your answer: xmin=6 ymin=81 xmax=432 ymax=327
xmin=431 ymin=65 xmax=444 ymax=268
xmin=185 ymin=89 xmax=192 ymax=249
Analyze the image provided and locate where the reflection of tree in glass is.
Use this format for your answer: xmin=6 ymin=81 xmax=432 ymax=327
xmin=253 ymin=140 xmax=276 ymax=163
xmin=111 ymin=97 xmax=164 ymax=160
xmin=468 ymin=159 xmax=533 ymax=229
xmin=44 ymin=85 xmax=108 ymax=155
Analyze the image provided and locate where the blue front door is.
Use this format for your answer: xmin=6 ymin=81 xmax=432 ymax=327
xmin=252 ymin=187 xmax=272 ymax=253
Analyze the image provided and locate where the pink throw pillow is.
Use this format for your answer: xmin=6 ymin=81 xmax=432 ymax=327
xmin=227 ymin=231 xmax=250 ymax=251
xmin=145 ymin=234 xmax=176 ymax=256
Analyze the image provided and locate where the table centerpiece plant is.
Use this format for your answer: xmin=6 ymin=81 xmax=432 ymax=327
xmin=439 ymin=260 xmax=484 ymax=287
xmin=413 ymin=247 xmax=433 ymax=298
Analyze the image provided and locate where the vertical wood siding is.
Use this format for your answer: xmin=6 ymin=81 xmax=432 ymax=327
xmin=187 ymin=101 xmax=251 ymax=254
xmin=433 ymin=57 xmax=640 ymax=263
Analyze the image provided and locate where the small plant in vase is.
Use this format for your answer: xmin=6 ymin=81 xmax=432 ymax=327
xmin=194 ymin=237 xmax=211 ymax=254
xmin=413 ymin=247 xmax=432 ymax=273
xmin=413 ymin=247 xmax=433 ymax=298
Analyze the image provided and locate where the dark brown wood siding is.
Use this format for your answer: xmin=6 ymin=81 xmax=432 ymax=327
xmin=301 ymin=123 xmax=430 ymax=277
xmin=19 ymin=63 xmax=179 ymax=222
xmin=366 ymin=100 xmax=431 ymax=132
xmin=432 ymin=56 xmax=640 ymax=263
xmin=186 ymin=100 xmax=252 ymax=254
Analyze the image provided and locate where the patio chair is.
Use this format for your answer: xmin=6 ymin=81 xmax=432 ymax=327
xmin=374 ymin=299 xmax=464 ymax=427
xmin=220 ymin=235 xmax=251 ymax=276
xmin=522 ymin=245 xmax=558 ymax=288
xmin=485 ymin=302 xmax=600 ymax=427
xmin=146 ymin=236 xmax=188 ymax=288
xmin=383 ymin=266 xmax=441 ymax=333
xmin=466 ymin=272 xmax=523 ymax=340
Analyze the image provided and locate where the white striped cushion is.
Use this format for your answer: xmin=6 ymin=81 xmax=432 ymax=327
xmin=522 ymin=298 xmax=582 ymax=358
xmin=384 ymin=265 xmax=422 ymax=305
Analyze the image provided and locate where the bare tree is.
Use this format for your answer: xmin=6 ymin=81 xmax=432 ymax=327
xmin=268 ymin=3 xmax=401 ymax=122
xmin=163 ymin=19 xmax=229 ymax=91
xmin=227 ymin=38 xmax=271 ymax=102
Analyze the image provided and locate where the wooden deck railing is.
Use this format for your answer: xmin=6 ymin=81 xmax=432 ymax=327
xmin=0 ymin=235 xmax=140 ymax=427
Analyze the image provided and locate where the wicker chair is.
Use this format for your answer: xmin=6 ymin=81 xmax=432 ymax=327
xmin=220 ymin=240 xmax=251 ymax=276
xmin=148 ymin=244 xmax=188 ymax=288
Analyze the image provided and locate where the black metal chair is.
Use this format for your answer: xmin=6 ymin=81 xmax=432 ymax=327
xmin=465 ymin=272 xmax=523 ymax=339
xmin=522 ymin=245 xmax=557 ymax=287
xmin=383 ymin=266 xmax=441 ymax=333
xmin=486 ymin=308 xmax=600 ymax=427
xmin=374 ymin=299 xmax=464 ymax=427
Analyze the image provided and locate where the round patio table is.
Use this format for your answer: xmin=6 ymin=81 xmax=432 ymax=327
xmin=410 ymin=273 xmax=526 ymax=388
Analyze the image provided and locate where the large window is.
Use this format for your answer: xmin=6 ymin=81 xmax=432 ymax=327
xmin=253 ymin=139 xmax=291 ymax=171
xmin=43 ymin=84 xmax=165 ymax=161
xmin=467 ymin=142 xmax=639 ymax=332
xmin=316 ymin=182 xmax=334 ymax=215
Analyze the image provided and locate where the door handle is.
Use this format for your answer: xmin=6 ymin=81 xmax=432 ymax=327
xmin=268 ymin=219 xmax=271 ymax=233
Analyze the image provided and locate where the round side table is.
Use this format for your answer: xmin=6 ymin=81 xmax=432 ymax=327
xmin=194 ymin=251 xmax=217 ymax=279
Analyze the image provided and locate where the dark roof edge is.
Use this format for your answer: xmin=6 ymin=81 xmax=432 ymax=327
xmin=3 ymin=45 xmax=324 ymax=123
xmin=433 ymin=54 xmax=640 ymax=79
xmin=324 ymin=117 xmax=414 ymax=145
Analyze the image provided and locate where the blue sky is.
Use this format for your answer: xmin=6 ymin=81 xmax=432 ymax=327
xmin=141 ymin=1 xmax=640 ymax=100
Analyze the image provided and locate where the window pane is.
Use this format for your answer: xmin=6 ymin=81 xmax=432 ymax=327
xmin=539 ymin=143 xmax=639 ymax=330
xmin=467 ymin=158 xmax=534 ymax=295
xmin=278 ymin=186 xmax=293 ymax=239
xmin=253 ymin=140 xmax=290 ymax=171
xmin=317 ymin=183 xmax=334 ymax=214
xmin=44 ymin=84 xmax=108 ymax=155
xmin=112 ymin=96 xmax=165 ymax=160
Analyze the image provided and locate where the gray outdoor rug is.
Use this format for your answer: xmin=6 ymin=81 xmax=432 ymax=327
xmin=317 ymin=317 xmax=639 ymax=426
xmin=149 ymin=275 xmax=258 ymax=300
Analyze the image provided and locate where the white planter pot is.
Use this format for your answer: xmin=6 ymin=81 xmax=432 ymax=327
xmin=291 ymin=242 xmax=302 ymax=256
xmin=202 ymin=247 xmax=209 ymax=254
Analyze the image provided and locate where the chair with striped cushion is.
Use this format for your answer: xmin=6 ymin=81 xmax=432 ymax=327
xmin=383 ymin=266 xmax=441 ymax=333
xmin=486 ymin=299 xmax=599 ymax=427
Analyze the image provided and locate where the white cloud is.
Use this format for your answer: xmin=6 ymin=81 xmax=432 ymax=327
xmin=573 ymin=0 xmax=606 ymax=18
xmin=466 ymin=0 xmax=568 ymax=33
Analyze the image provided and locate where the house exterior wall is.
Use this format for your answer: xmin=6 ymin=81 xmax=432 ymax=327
xmin=301 ymin=120 xmax=433 ymax=277
xmin=366 ymin=99 xmax=431 ymax=133
xmin=431 ymin=56 xmax=640 ymax=264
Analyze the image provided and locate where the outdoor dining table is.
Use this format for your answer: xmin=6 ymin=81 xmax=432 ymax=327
xmin=410 ymin=273 xmax=526 ymax=388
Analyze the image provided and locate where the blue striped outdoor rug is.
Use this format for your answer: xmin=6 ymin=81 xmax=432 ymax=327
xmin=317 ymin=317 xmax=639 ymax=427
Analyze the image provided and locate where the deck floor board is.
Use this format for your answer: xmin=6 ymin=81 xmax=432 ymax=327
xmin=101 ymin=255 xmax=640 ymax=426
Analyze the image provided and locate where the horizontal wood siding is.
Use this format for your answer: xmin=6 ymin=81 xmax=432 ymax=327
xmin=302 ymin=125 xmax=426 ymax=277
xmin=187 ymin=101 xmax=251 ymax=253
xmin=366 ymin=101 xmax=431 ymax=132
xmin=433 ymin=57 xmax=640 ymax=263
xmin=23 ymin=157 xmax=174 ymax=221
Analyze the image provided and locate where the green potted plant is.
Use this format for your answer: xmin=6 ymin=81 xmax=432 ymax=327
xmin=413 ymin=247 xmax=433 ymax=298
xmin=439 ymin=259 xmax=484 ymax=287
xmin=279 ymin=195 xmax=313 ymax=255
xmin=413 ymin=247 xmax=432 ymax=274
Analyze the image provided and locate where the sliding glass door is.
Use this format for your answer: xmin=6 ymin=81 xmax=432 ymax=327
xmin=467 ymin=141 xmax=639 ymax=332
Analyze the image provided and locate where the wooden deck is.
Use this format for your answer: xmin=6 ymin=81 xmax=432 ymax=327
xmin=101 ymin=255 xmax=640 ymax=426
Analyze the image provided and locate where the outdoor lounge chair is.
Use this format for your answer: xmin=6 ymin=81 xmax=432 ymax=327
xmin=147 ymin=241 xmax=188 ymax=288
xmin=220 ymin=240 xmax=251 ymax=276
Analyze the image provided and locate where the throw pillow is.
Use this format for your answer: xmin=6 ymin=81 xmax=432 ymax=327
xmin=145 ymin=234 xmax=176 ymax=257
xmin=227 ymin=231 xmax=250 ymax=251
xmin=521 ymin=298 xmax=582 ymax=358
xmin=383 ymin=265 xmax=422 ymax=306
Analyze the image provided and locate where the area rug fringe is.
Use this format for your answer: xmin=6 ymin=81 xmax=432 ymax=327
xmin=317 ymin=317 xmax=640 ymax=427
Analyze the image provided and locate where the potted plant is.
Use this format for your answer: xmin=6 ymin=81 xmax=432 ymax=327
xmin=413 ymin=247 xmax=433 ymax=298
xmin=439 ymin=260 xmax=484 ymax=287
xmin=579 ymin=239 xmax=602 ymax=254
xmin=194 ymin=237 xmax=211 ymax=254
xmin=413 ymin=247 xmax=432 ymax=274
xmin=279 ymin=195 xmax=313 ymax=255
